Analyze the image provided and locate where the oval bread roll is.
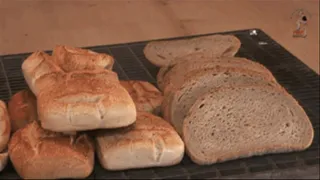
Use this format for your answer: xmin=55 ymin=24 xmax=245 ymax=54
xmin=0 ymin=151 xmax=8 ymax=172
xmin=0 ymin=100 xmax=10 ymax=152
xmin=8 ymin=89 xmax=37 ymax=133
xmin=120 ymin=80 xmax=163 ymax=115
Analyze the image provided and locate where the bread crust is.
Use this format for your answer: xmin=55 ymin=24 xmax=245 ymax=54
xmin=8 ymin=121 xmax=95 ymax=179
xmin=0 ymin=100 xmax=10 ymax=152
xmin=8 ymin=89 xmax=37 ymax=133
xmin=95 ymin=112 xmax=185 ymax=171
xmin=22 ymin=50 xmax=137 ymax=132
xmin=120 ymin=80 xmax=163 ymax=115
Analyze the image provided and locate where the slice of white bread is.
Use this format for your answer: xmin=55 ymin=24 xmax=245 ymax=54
xmin=120 ymin=80 xmax=163 ymax=115
xmin=8 ymin=89 xmax=38 ymax=133
xmin=170 ymin=69 xmax=280 ymax=135
xmin=0 ymin=100 xmax=10 ymax=153
xmin=22 ymin=51 xmax=137 ymax=132
xmin=161 ymin=57 xmax=276 ymax=95
xmin=182 ymin=85 xmax=314 ymax=165
xmin=0 ymin=151 xmax=8 ymax=172
xmin=143 ymin=34 xmax=241 ymax=67
xmin=95 ymin=112 xmax=185 ymax=171
xmin=8 ymin=121 xmax=95 ymax=179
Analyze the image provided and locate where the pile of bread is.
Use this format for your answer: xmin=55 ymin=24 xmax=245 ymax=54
xmin=0 ymin=46 xmax=183 ymax=179
xmin=0 ymin=34 xmax=314 ymax=179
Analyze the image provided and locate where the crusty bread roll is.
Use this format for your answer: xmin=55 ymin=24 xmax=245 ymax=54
xmin=120 ymin=80 xmax=163 ymax=115
xmin=95 ymin=112 xmax=185 ymax=171
xmin=22 ymin=51 xmax=137 ymax=132
xmin=52 ymin=45 xmax=115 ymax=72
xmin=0 ymin=100 xmax=10 ymax=152
xmin=0 ymin=150 xmax=8 ymax=172
xmin=8 ymin=121 xmax=95 ymax=179
xmin=8 ymin=89 xmax=37 ymax=133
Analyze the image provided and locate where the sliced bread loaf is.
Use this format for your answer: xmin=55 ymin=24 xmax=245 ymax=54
xmin=182 ymin=85 xmax=314 ymax=165
xmin=144 ymin=34 xmax=241 ymax=67
xmin=162 ymin=57 xmax=276 ymax=95
xmin=170 ymin=68 xmax=280 ymax=135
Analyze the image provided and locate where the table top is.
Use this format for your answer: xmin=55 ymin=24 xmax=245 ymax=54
xmin=0 ymin=0 xmax=319 ymax=74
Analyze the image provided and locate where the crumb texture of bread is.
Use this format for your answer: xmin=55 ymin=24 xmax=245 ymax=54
xmin=8 ymin=121 xmax=95 ymax=179
xmin=170 ymin=69 xmax=280 ymax=135
xmin=120 ymin=80 xmax=163 ymax=115
xmin=8 ymin=89 xmax=38 ymax=133
xmin=95 ymin=112 xmax=185 ymax=171
xmin=22 ymin=48 xmax=137 ymax=132
xmin=143 ymin=34 xmax=241 ymax=67
xmin=182 ymin=85 xmax=314 ymax=165
xmin=0 ymin=100 xmax=10 ymax=153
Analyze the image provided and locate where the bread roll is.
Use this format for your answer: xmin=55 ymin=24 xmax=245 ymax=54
xmin=120 ymin=80 xmax=163 ymax=115
xmin=95 ymin=112 xmax=185 ymax=171
xmin=8 ymin=89 xmax=37 ymax=133
xmin=8 ymin=121 xmax=95 ymax=179
xmin=0 ymin=150 xmax=8 ymax=172
xmin=22 ymin=51 xmax=137 ymax=132
xmin=0 ymin=100 xmax=10 ymax=152
xmin=52 ymin=45 xmax=115 ymax=72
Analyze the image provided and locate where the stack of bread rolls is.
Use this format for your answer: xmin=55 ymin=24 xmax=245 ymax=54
xmin=0 ymin=45 xmax=184 ymax=179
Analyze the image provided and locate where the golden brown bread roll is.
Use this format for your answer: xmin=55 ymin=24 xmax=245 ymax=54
xmin=120 ymin=80 xmax=163 ymax=115
xmin=0 ymin=100 xmax=10 ymax=153
xmin=0 ymin=150 xmax=8 ymax=172
xmin=8 ymin=121 xmax=95 ymax=179
xmin=22 ymin=50 xmax=136 ymax=132
xmin=52 ymin=45 xmax=115 ymax=72
xmin=95 ymin=112 xmax=185 ymax=171
xmin=8 ymin=89 xmax=37 ymax=133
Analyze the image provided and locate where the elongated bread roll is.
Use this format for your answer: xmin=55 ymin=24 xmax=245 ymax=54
xmin=0 ymin=151 xmax=8 ymax=172
xmin=96 ymin=112 xmax=185 ymax=171
xmin=0 ymin=100 xmax=10 ymax=153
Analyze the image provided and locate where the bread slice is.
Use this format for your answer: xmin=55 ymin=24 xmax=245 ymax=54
xmin=8 ymin=121 xmax=95 ymax=179
xmin=170 ymin=68 xmax=280 ymax=135
xmin=162 ymin=57 xmax=276 ymax=95
xmin=120 ymin=80 xmax=163 ymax=115
xmin=95 ymin=112 xmax=185 ymax=171
xmin=8 ymin=89 xmax=38 ymax=133
xmin=52 ymin=45 xmax=115 ymax=72
xmin=182 ymin=85 xmax=314 ymax=165
xmin=0 ymin=100 xmax=10 ymax=153
xmin=22 ymin=51 xmax=137 ymax=132
xmin=143 ymin=34 xmax=241 ymax=67
xmin=0 ymin=151 xmax=8 ymax=172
